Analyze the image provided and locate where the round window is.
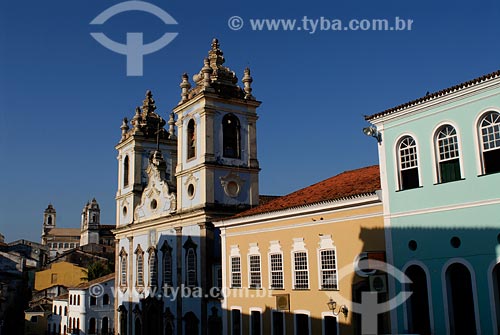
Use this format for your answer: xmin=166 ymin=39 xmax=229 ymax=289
xmin=187 ymin=184 xmax=195 ymax=198
xmin=122 ymin=206 xmax=127 ymax=216
xmin=226 ymin=181 xmax=240 ymax=197
xmin=408 ymin=240 xmax=417 ymax=251
xmin=450 ymin=236 xmax=461 ymax=248
xmin=150 ymin=199 xmax=158 ymax=210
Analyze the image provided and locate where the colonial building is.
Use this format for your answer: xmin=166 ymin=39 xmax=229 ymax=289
xmin=365 ymin=70 xmax=500 ymax=334
xmin=48 ymin=273 xmax=115 ymax=335
xmin=214 ymin=165 xmax=388 ymax=335
xmin=41 ymin=200 xmax=115 ymax=260
xmin=113 ymin=39 xmax=260 ymax=335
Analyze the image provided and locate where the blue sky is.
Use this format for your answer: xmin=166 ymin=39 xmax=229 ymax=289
xmin=1 ymin=0 xmax=499 ymax=242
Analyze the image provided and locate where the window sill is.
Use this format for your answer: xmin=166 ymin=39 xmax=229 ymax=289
xmin=395 ymin=186 xmax=423 ymax=192
xmin=292 ymin=288 xmax=310 ymax=291
xmin=248 ymin=287 xmax=263 ymax=290
xmin=478 ymin=171 xmax=500 ymax=177
xmin=319 ymin=288 xmax=339 ymax=291
xmin=433 ymin=178 xmax=465 ymax=185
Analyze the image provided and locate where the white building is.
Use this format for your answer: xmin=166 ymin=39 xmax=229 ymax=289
xmin=113 ymin=38 xmax=260 ymax=335
xmin=49 ymin=274 xmax=115 ymax=335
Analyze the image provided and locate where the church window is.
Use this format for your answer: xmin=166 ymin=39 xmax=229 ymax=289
xmin=161 ymin=241 xmax=173 ymax=287
xmin=222 ymin=114 xmax=241 ymax=158
xmin=120 ymin=248 xmax=128 ymax=287
xmin=136 ymin=245 xmax=145 ymax=287
xmin=148 ymin=248 xmax=158 ymax=289
xmin=186 ymin=248 xmax=197 ymax=287
xmin=187 ymin=119 xmax=196 ymax=159
xmin=47 ymin=216 xmax=52 ymax=225
xmin=123 ymin=156 xmax=129 ymax=187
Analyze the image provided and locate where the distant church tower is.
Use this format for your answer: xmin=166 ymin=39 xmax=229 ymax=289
xmin=80 ymin=198 xmax=101 ymax=245
xmin=41 ymin=204 xmax=56 ymax=245
xmin=174 ymin=38 xmax=261 ymax=212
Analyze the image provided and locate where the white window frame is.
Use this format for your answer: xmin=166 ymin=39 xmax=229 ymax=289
xmin=231 ymin=256 xmax=242 ymax=288
xmin=119 ymin=248 xmax=128 ymax=288
xmin=321 ymin=312 xmax=339 ymax=335
xmin=271 ymin=310 xmax=286 ymax=335
xmin=248 ymin=254 xmax=262 ymax=289
xmin=318 ymin=248 xmax=338 ymax=290
xmin=478 ymin=110 xmax=500 ymax=174
xmin=396 ymin=134 xmax=421 ymax=190
xmin=135 ymin=245 xmax=144 ymax=288
xmin=291 ymin=238 xmax=309 ymax=290
xmin=269 ymin=253 xmax=284 ymax=290
xmin=433 ymin=123 xmax=463 ymax=183
xmin=148 ymin=247 xmax=157 ymax=288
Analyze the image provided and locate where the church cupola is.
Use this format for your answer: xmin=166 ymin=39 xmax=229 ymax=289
xmin=80 ymin=198 xmax=101 ymax=245
xmin=173 ymin=38 xmax=261 ymax=213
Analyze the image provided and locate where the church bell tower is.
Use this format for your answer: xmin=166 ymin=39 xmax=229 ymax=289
xmin=173 ymin=38 xmax=261 ymax=213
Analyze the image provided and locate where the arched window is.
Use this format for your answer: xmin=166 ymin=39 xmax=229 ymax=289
xmin=77 ymin=295 xmax=80 ymax=305
xmin=222 ymin=114 xmax=241 ymax=158
xmin=136 ymin=245 xmax=145 ymax=287
xmin=89 ymin=318 xmax=96 ymax=334
xmin=64 ymin=306 xmax=67 ymax=316
xmin=120 ymin=248 xmax=128 ymax=287
xmin=103 ymin=294 xmax=109 ymax=305
xmin=53 ymin=306 xmax=57 ymax=314
xmin=479 ymin=111 xmax=500 ymax=174
xmin=59 ymin=306 xmax=62 ymax=315
xmin=148 ymin=248 xmax=158 ymax=289
xmin=186 ymin=248 xmax=197 ymax=287
xmin=445 ymin=263 xmax=477 ymax=334
xmin=397 ymin=135 xmax=420 ymax=190
xmin=162 ymin=242 xmax=173 ymax=287
xmin=187 ymin=119 xmax=196 ymax=159
xmin=118 ymin=305 xmax=128 ymax=335
xmin=435 ymin=125 xmax=461 ymax=183
xmin=47 ymin=216 xmax=52 ymax=225
xmin=123 ymin=156 xmax=129 ymax=187
xmin=405 ymin=265 xmax=431 ymax=334
xmin=102 ymin=317 xmax=109 ymax=335
xmin=69 ymin=295 xmax=72 ymax=305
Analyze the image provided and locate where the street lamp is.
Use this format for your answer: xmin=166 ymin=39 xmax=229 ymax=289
xmin=326 ymin=298 xmax=348 ymax=318
xmin=363 ymin=126 xmax=382 ymax=143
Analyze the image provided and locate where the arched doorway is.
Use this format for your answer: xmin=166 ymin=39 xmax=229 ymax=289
xmin=492 ymin=263 xmax=500 ymax=332
xmin=89 ymin=318 xmax=96 ymax=334
xmin=135 ymin=317 xmax=142 ymax=335
xmin=405 ymin=265 xmax=431 ymax=334
xmin=446 ymin=263 xmax=477 ymax=335
xmin=102 ymin=317 xmax=109 ymax=335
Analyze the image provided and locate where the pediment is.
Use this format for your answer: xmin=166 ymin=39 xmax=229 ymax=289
xmin=134 ymin=160 xmax=176 ymax=223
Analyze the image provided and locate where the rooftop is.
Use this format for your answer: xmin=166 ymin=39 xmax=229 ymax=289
xmin=365 ymin=69 xmax=500 ymax=121
xmin=71 ymin=273 xmax=114 ymax=290
xmin=233 ymin=165 xmax=380 ymax=218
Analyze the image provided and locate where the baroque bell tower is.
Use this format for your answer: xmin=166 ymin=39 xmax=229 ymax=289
xmin=115 ymin=91 xmax=178 ymax=227
xmin=173 ymin=38 xmax=261 ymax=213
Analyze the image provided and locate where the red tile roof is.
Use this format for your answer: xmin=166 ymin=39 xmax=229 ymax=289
xmin=234 ymin=165 xmax=380 ymax=218
xmin=365 ymin=70 xmax=500 ymax=121
xmin=72 ymin=273 xmax=115 ymax=289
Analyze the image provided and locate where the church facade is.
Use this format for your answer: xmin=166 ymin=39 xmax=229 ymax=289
xmin=113 ymin=39 xmax=260 ymax=335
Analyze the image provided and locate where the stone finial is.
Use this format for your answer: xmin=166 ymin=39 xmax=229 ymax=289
xmin=180 ymin=73 xmax=191 ymax=103
xmin=120 ymin=117 xmax=129 ymax=140
xmin=142 ymin=90 xmax=156 ymax=114
xmin=168 ymin=112 xmax=176 ymax=139
xmin=202 ymin=58 xmax=213 ymax=88
xmin=209 ymin=38 xmax=225 ymax=67
xmin=242 ymin=67 xmax=254 ymax=100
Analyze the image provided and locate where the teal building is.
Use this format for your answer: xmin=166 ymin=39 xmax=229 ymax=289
xmin=366 ymin=70 xmax=500 ymax=335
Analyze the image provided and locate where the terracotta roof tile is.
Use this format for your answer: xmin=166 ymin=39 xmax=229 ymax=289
xmin=365 ymin=70 xmax=500 ymax=121
xmin=234 ymin=165 xmax=380 ymax=218
xmin=72 ymin=273 xmax=115 ymax=289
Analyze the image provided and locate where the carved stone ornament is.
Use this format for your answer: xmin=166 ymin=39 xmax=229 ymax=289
xmin=220 ymin=171 xmax=245 ymax=198
xmin=134 ymin=160 xmax=177 ymax=222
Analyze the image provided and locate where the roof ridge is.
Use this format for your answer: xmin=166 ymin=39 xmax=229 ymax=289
xmin=366 ymin=69 xmax=500 ymax=121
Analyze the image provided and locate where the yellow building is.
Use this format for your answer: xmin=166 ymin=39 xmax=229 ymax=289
xmin=214 ymin=165 xmax=388 ymax=335
xmin=34 ymin=261 xmax=87 ymax=291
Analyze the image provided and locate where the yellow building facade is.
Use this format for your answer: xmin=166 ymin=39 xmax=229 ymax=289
xmin=215 ymin=165 xmax=388 ymax=335
xmin=34 ymin=261 xmax=87 ymax=291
